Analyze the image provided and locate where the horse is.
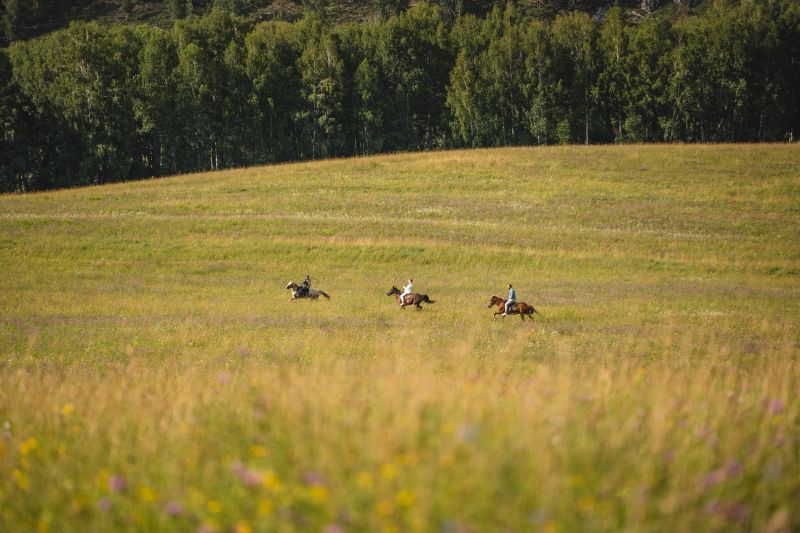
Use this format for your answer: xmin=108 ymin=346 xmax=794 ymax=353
xmin=387 ymin=286 xmax=435 ymax=310
xmin=488 ymin=295 xmax=537 ymax=320
xmin=286 ymin=281 xmax=331 ymax=301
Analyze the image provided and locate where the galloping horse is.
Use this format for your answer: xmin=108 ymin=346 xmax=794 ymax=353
xmin=387 ymin=286 xmax=435 ymax=310
xmin=286 ymin=281 xmax=331 ymax=301
xmin=488 ymin=295 xmax=537 ymax=320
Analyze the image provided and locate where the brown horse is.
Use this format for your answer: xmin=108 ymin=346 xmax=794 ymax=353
xmin=488 ymin=295 xmax=537 ymax=320
xmin=387 ymin=286 xmax=435 ymax=310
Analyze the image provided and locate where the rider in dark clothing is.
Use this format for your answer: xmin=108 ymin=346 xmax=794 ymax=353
xmin=298 ymin=274 xmax=311 ymax=297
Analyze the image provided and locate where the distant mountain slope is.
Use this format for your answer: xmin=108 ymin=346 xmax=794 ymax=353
xmin=1 ymin=0 xmax=694 ymax=45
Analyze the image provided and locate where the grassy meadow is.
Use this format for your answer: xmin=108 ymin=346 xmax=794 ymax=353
xmin=0 ymin=145 xmax=799 ymax=532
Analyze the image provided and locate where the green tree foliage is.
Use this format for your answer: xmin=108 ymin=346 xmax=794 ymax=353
xmin=623 ymin=15 xmax=672 ymax=141
xmin=1 ymin=0 xmax=22 ymax=42
xmin=1 ymin=0 xmax=799 ymax=191
xmin=173 ymin=8 xmax=250 ymax=170
xmin=245 ymin=20 xmax=303 ymax=162
xmin=379 ymin=4 xmax=453 ymax=150
xmin=552 ymin=11 xmax=598 ymax=145
xmin=596 ymin=6 xmax=628 ymax=142
xmin=134 ymin=27 xmax=184 ymax=175
xmin=9 ymin=22 xmax=140 ymax=186
xmin=296 ymin=15 xmax=345 ymax=159
xmin=372 ymin=0 xmax=408 ymax=21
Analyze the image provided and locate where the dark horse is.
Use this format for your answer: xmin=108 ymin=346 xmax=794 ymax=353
xmin=488 ymin=295 xmax=537 ymax=320
xmin=387 ymin=286 xmax=435 ymax=310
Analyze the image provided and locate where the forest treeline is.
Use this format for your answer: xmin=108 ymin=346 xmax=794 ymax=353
xmin=1 ymin=0 xmax=799 ymax=191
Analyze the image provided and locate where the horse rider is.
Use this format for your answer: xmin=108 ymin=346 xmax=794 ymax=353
xmin=298 ymin=274 xmax=311 ymax=298
xmin=503 ymin=283 xmax=516 ymax=316
xmin=399 ymin=278 xmax=413 ymax=307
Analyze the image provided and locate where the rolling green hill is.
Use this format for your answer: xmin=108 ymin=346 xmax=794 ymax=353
xmin=1 ymin=145 xmax=799 ymax=531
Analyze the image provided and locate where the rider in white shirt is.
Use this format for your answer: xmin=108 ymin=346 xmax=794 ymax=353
xmin=399 ymin=279 xmax=413 ymax=307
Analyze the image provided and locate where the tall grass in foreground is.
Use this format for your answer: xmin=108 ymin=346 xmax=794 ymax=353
xmin=1 ymin=339 xmax=797 ymax=532
xmin=0 ymin=145 xmax=799 ymax=531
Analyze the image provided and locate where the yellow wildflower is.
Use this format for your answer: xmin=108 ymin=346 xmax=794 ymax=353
xmin=375 ymin=499 xmax=394 ymax=516
xmin=257 ymin=498 xmax=274 ymax=516
xmin=310 ymin=485 xmax=328 ymax=503
xmin=71 ymin=496 xmax=87 ymax=513
xmin=96 ymin=469 xmax=110 ymax=489
xmin=250 ymin=445 xmax=268 ymax=458
xmin=380 ymin=463 xmax=399 ymax=480
xmin=13 ymin=469 xmax=28 ymax=490
xmin=356 ymin=471 xmax=374 ymax=488
xmin=62 ymin=404 xmax=74 ymax=417
xmin=139 ymin=486 xmax=158 ymax=503
xmin=19 ymin=436 xmax=38 ymax=456
xmin=396 ymin=490 xmax=415 ymax=507
xmin=578 ymin=496 xmax=595 ymax=512
xmin=263 ymin=470 xmax=282 ymax=492
xmin=187 ymin=487 xmax=205 ymax=505
xmin=36 ymin=519 xmax=50 ymax=533
xmin=397 ymin=453 xmax=419 ymax=467
xmin=207 ymin=500 xmax=222 ymax=514
xmin=234 ymin=521 xmax=252 ymax=533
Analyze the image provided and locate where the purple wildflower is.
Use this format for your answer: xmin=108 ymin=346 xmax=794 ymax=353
xmin=702 ymin=461 xmax=743 ymax=489
xmin=97 ymin=497 xmax=113 ymax=513
xmin=725 ymin=502 xmax=750 ymax=525
xmin=164 ymin=500 xmax=184 ymax=516
xmin=766 ymin=398 xmax=785 ymax=416
xmin=232 ymin=461 xmax=262 ymax=487
xmin=702 ymin=468 xmax=727 ymax=489
xmin=304 ymin=470 xmax=326 ymax=487
xmin=725 ymin=461 xmax=743 ymax=477
xmin=108 ymin=475 xmax=127 ymax=493
xmin=705 ymin=499 xmax=722 ymax=515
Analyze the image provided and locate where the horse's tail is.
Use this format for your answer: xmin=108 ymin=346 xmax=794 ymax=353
xmin=320 ymin=291 xmax=331 ymax=299
xmin=422 ymin=295 xmax=435 ymax=304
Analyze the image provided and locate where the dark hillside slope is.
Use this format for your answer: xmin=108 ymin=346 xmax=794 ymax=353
xmin=1 ymin=0 xmax=692 ymax=45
